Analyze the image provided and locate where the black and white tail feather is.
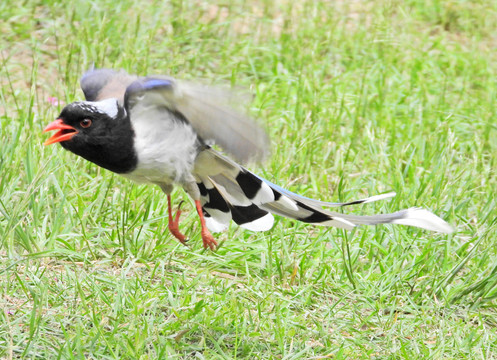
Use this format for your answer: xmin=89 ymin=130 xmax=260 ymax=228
xmin=194 ymin=149 xmax=454 ymax=234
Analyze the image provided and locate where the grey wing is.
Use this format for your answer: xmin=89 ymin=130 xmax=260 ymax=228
xmin=80 ymin=68 xmax=137 ymax=103
xmin=124 ymin=76 xmax=270 ymax=163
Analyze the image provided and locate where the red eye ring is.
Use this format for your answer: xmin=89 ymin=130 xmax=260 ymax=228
xmin=80 ymin=119 xmax=92 ymax=128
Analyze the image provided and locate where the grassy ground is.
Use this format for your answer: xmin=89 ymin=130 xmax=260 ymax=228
xmin=1 ymin=0 xmax=497 ymax=358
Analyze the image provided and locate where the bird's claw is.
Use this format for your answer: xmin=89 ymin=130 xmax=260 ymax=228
xmin=201 ymin=229 xmax=218 ymax=250
xmin=168 ymin=201 xmax=188 ymax=245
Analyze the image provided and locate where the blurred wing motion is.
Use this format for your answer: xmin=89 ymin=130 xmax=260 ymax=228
xmin=81 ymin=68 xmax=137 ymax=103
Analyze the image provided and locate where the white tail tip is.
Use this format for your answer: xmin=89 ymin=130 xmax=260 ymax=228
xmin=392 ymin=208 xmax=454 ymax=234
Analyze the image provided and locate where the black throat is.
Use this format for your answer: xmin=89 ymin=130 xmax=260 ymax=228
xmin=61 ymin=110 xmax=138 ymax=174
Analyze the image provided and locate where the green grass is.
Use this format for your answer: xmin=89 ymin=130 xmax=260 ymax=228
xmin=1 ymin=0 xmax=497 ymax=358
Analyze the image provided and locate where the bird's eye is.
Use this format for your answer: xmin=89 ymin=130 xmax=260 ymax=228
xmin=80 ymin=119 xmax=92 ymax=128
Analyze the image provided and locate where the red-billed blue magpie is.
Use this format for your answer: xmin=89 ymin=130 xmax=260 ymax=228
xmin=43 ymin=68 xmax=453 ymax=250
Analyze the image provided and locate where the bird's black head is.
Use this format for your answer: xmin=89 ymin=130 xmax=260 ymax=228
xmin=43 ymin=98 xmax=137 ymax=174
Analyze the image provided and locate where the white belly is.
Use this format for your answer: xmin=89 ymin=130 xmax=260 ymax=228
xmin=123 ymin=112 xmax=199 ymax=185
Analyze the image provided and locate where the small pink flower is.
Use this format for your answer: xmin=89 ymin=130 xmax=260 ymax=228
xmin=47 ymin=97 xmax=64 ymax=106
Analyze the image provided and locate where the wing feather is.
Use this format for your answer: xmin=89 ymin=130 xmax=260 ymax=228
xmin=80 ymin=68 xmax=138 ymax=103
xmin=124 ymin=76 xmax=270 ymax=163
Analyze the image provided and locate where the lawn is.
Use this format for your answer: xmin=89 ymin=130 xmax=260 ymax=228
xmin=1 ymin=0 xmax=497 ymax=358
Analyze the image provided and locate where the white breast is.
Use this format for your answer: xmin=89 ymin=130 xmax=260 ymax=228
xmin=123 ymin=106 xmax=199 ymax=185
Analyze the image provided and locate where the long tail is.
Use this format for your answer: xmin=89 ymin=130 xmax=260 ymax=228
xmin=193 ymin=150 xmax=454 ymax=234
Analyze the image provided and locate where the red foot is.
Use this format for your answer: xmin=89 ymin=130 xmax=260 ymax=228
xmin=167 ymin=196 xmax=218 ymax=250
xmin=195 ymin=200 xmax=218 ymax=250
xmin=201 ymin=228 xmax=218 ymax=250
xmin=167 ymin=197 xmax=187 ymax=245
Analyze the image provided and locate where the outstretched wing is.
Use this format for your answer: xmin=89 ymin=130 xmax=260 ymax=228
xmin=80 ymin=68 xmax=137 ymax=103
xmin=124 ymin=76 xmax=270 ymax=163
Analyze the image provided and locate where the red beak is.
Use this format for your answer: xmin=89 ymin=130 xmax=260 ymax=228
xmin=43 ymin=119 xmax=78 ymax=145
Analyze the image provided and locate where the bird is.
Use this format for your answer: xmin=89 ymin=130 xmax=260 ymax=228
xmin=43 ymin=68 xmax=453 ymax=250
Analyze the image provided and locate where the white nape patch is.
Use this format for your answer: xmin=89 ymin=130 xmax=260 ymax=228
xmin=240 ymin=213 xmax=274 ymax=232
xmin=77 ymin=98 xmax=119 ymax=119
xmin=391 ymin=208 xmax=454 ymax=233
xmin=91 ymin=98 xmax=119 ymax=118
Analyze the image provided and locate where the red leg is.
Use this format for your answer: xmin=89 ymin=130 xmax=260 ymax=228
xmin=194 ymin=200 xmax=218 ymax=250
xmin=167 ymin=195 xmax=187 ymax=245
